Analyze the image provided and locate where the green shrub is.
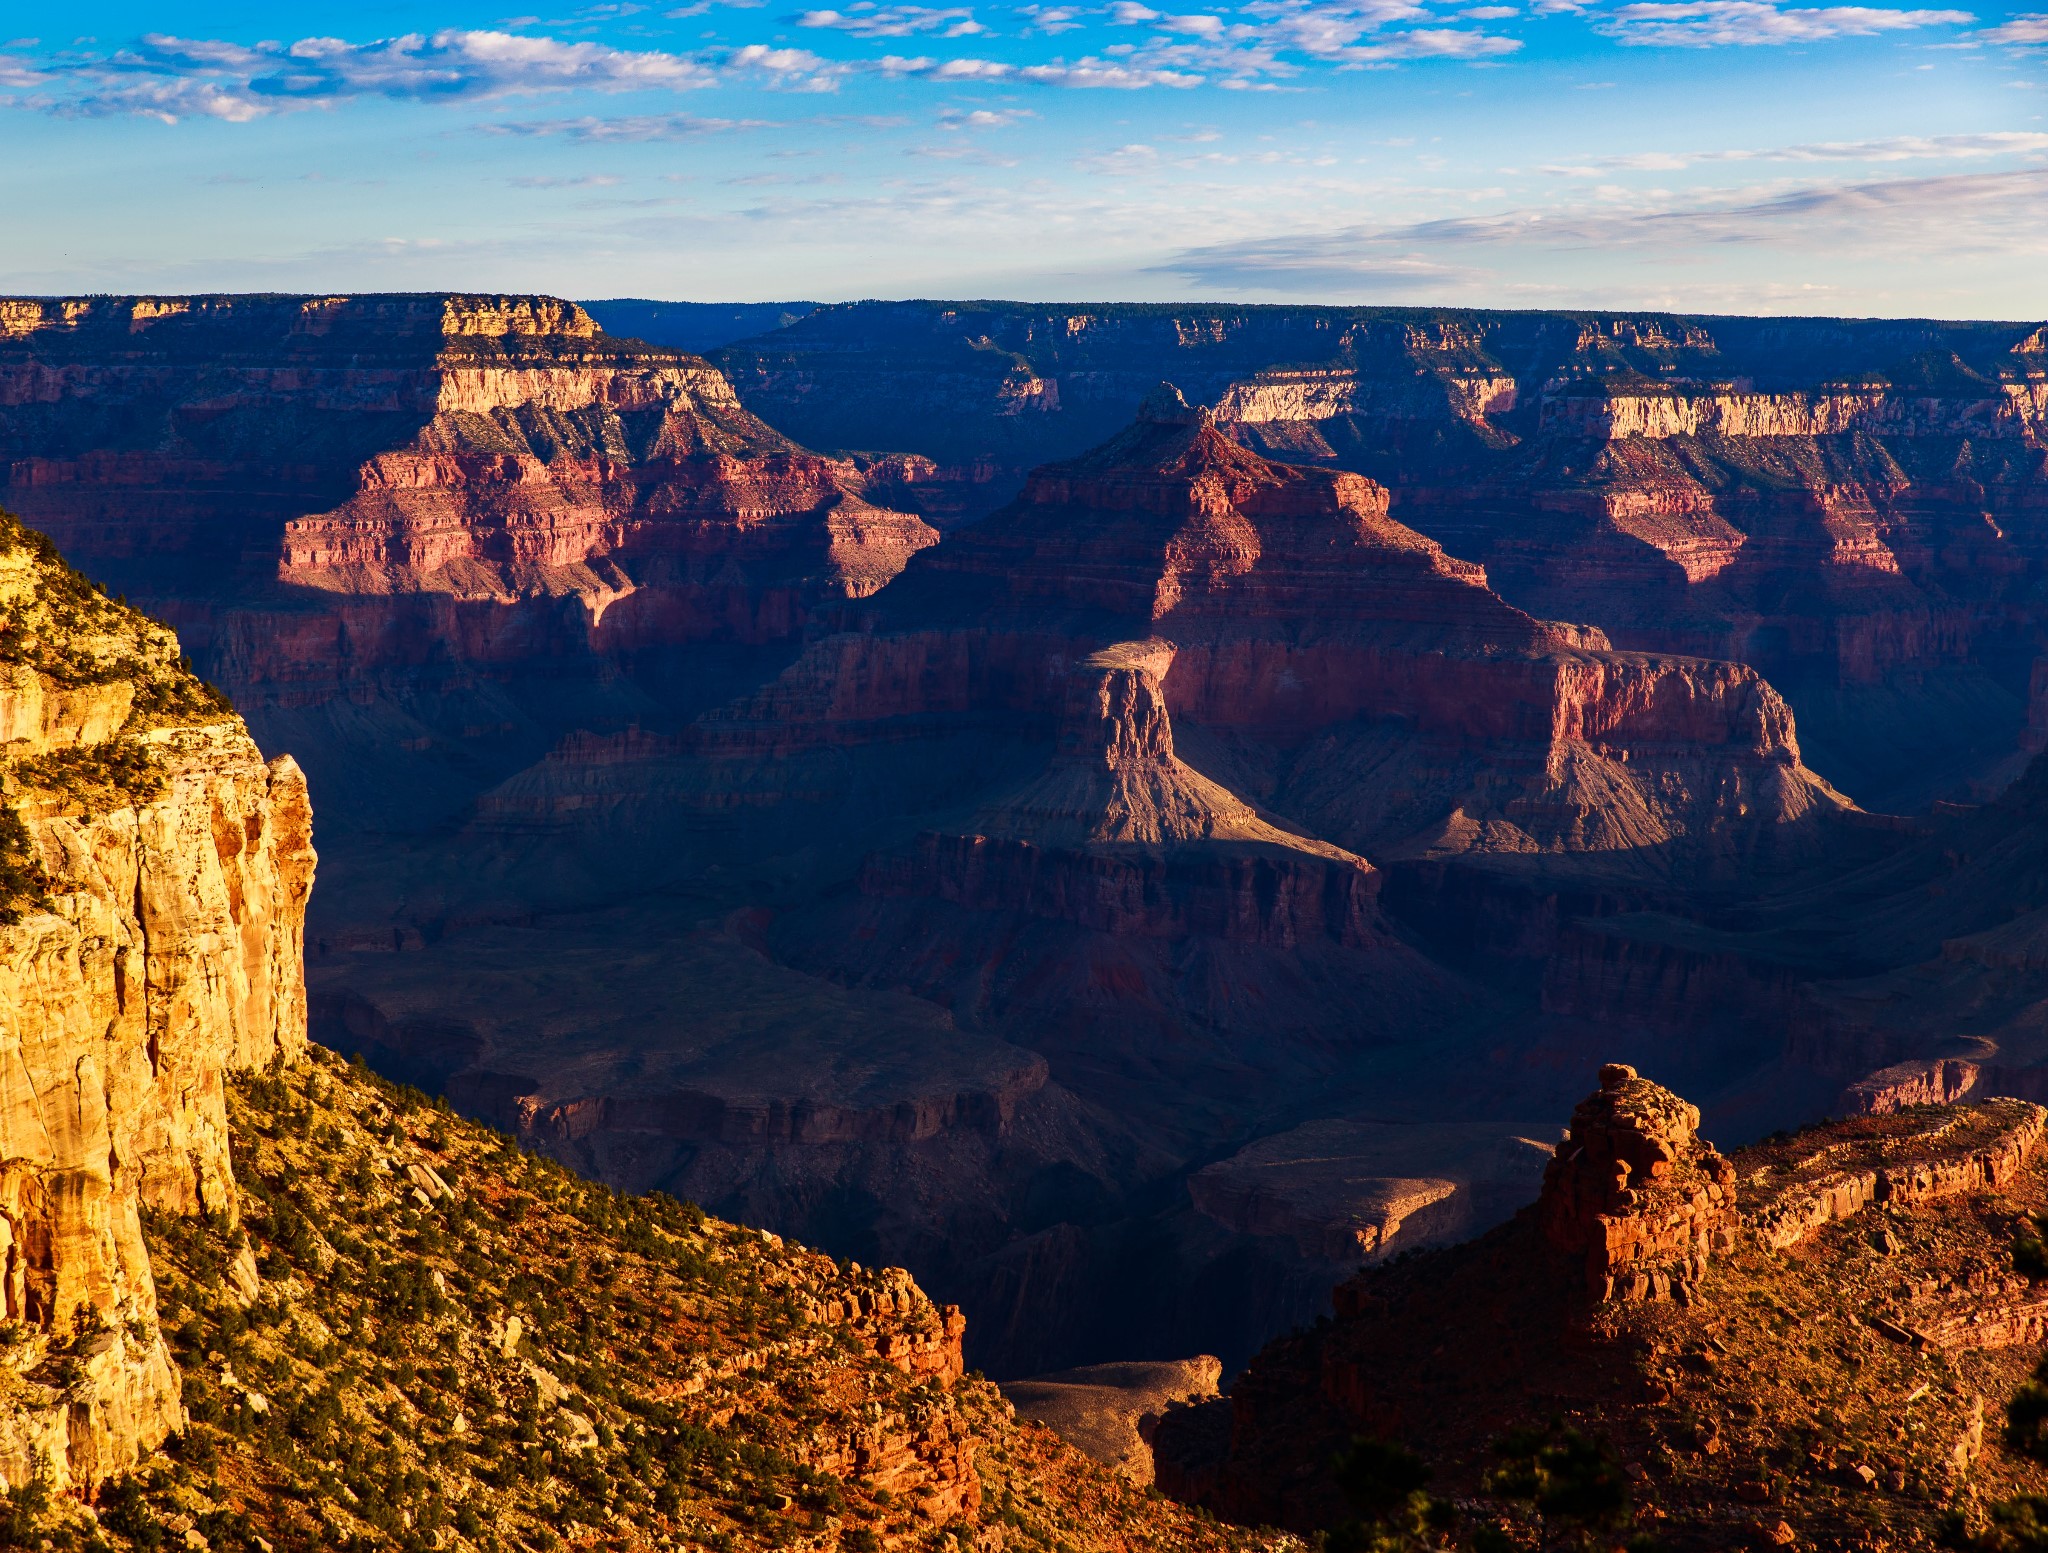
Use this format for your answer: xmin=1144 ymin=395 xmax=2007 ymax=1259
xmin=2009 ymin=1357 xmax=2048 ymax=1460
xmin=0 ymin=806 xmax=51 ymax=924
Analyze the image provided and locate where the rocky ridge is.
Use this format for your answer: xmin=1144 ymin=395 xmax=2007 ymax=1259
xmin=0 ymin=293 xmax=933 ymax=843
xmin=1163 ymin=1064 xmax=2048 ymax=1549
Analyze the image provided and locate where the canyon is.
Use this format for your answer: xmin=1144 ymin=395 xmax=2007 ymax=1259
xmin=6 ymin=292 xmax=2048 ymax=1388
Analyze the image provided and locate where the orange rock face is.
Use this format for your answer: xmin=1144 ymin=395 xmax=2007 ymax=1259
xmin=1161 ymin=1075 xmax=2048 ymax=1543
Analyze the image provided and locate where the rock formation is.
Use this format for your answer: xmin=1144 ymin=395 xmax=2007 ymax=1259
xmin=11 ymin=291 xmax=2048 ymax=1403
xmin=0 ymin=509 xmax=314 ymax=1492
xmin=1536 ymin=1062 xmax=1738 ymax=1301
xmin=1187 ymin=1118 xmax=1556 ymax=1265
xmin=275 ymin=376 xmax=1855 ymax=1378
xmin=1001 ymin=1356 xmax=1223 ymax=1485
xmin=0 ymin=491 xmax=1276 ymax=1550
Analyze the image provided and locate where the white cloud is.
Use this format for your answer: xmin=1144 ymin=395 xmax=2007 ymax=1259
xmin=1240 ymin=0 xmax=1435 ymax=56
xmin=10 ymin=27 xmax=724 ymax=120
xmin=879 ymin=48 xmax=1205 ymax=80
xmin=1016 ymin=3 xmax=1089 ymax=29
xmin=509 ymin=172 xmax=623 ymax=185
xmin=877 ymin=50 xmax=1022 ymax=73
xmin=724 ymin=41 xmax=847 ymax=86
xmin=1598 ymin=0 xmax=1971 ymax=46
xmin=1020 ymin=55 xmax=1209 ymax=79
xmin=797 ymin=5 xmax=988 ymax=36
xmin=1077 ymin=140 xmax=1162 ymax=170
xmin=1982 ymin=10 xmax=2048 ymax=38
xmin=936 ymin=104 xmax=1037 ymax=124
xmin=1350 ymin=25 xmax=1523 ymax=54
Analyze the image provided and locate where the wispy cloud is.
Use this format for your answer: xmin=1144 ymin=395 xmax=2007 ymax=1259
xmin=1544 ymin=129 xmax=2048 ymax=172
xmin=485 ymin=111 xmax=776 ymax=137
xmin=1015 ymin=3 xmax=1089 ymax=29
xmin=1229 ymin=0 xmax=1519 ymax=65
xmin=1597 ymin=0 xmax=1971 ymax=46
xmin=1157 ymin=162 xmax=2048 ymax=291
xmin=509 ymin=172 xmax=623 ymax=185
xmin=1982 ymin=10 xmax=2048 ymax=37
xmin=936 ymin=104 xmax=1037 ymax=124
xmin=797 ymin=5 xmax=988 ymax=35
xmin=1109 ymin=4 xmax=1234 ymax=36
xmin=874 ymin=48 xmax=1204 ymax=80
xmin=876 ymin=50 xmax=1026 ymax=73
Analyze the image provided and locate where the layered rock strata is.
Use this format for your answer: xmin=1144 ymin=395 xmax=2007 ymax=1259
xmin=713 ymin=302 xmax=2048 ymax=810
xmin=752 ymin=385 xmax=1850 ymax=891
xmin=1001 ymin=1357 xmax=1223 ymax=1485
xmin=1743 ymin=1098 xmax=2047 ymax=1252
xmin=1186 ymin=1119 xmax=1556 ymax=1264
xmin=0 ymin=293 xmax=934 ymax=838
xmin=0 ymin=510 xmax=314 ymax=1492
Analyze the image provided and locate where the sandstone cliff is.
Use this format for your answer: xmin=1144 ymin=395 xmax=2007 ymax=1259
xmin=0 ymin=508 xmax=314 ymax=1493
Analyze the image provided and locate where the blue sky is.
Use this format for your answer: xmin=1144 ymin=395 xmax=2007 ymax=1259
xmin=2 ymin=0 xmax=2044 ymax=313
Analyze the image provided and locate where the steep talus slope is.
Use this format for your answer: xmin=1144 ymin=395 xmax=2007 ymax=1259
xmin=0 ymin=508 xmax=314 ymax=1492
xmin=713 ymin=303 xmax=2048 ymax=810
xmin=1162 ymin=1063 xmax=2048 ymax=1551
xmin=64 ymin=1049 xmax=1271 ymax=1553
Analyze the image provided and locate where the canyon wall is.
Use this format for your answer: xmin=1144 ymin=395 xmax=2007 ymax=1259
xmin=713 ymin=304 xmax=2048 ymax=812
xmin=1163 ymin=1071 xmax=2048 ymax=1544
xmin=0 ymin=293 xmax=934 ymax=846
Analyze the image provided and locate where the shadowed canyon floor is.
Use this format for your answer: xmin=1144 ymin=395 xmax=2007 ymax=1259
xmin=7 ymin=292 xmax=2048 ymax=1381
